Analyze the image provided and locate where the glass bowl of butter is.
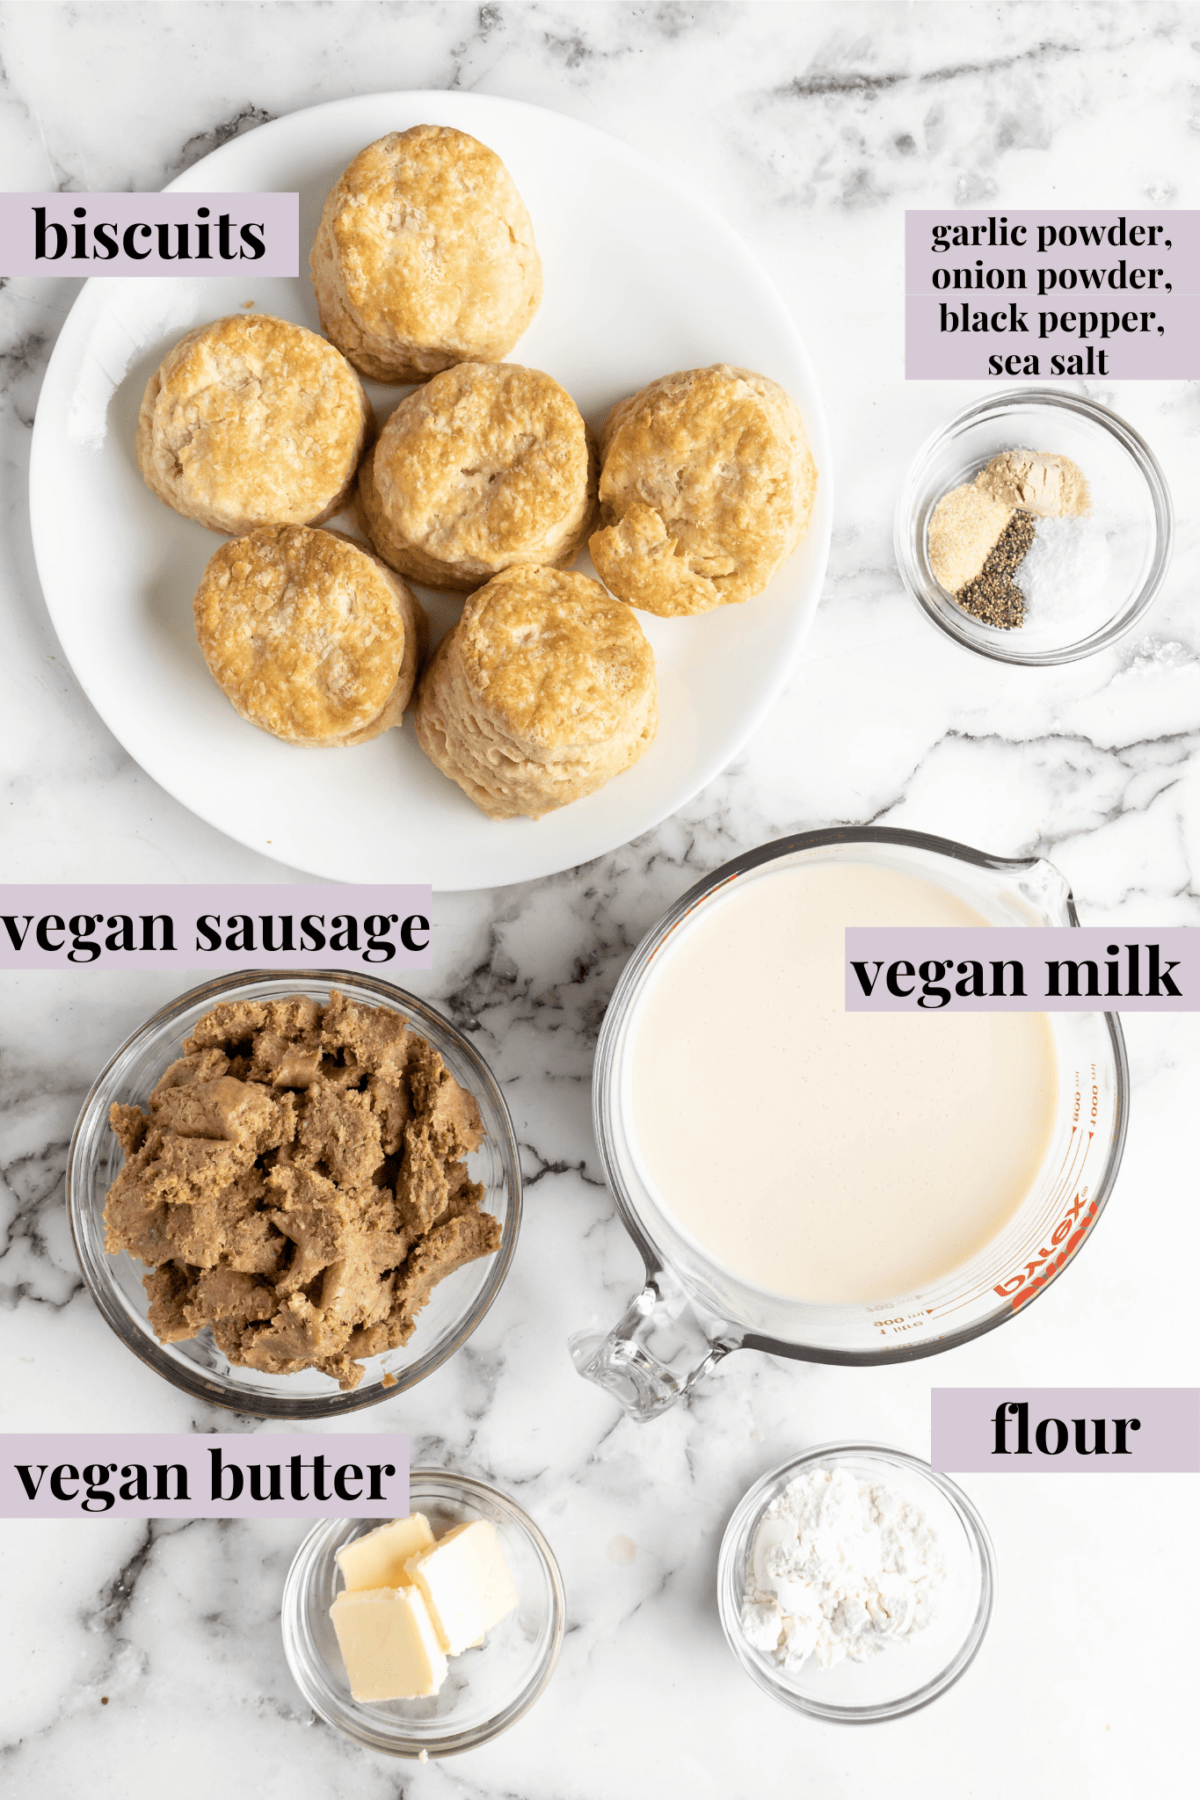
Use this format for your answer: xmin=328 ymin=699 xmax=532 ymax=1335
xmin=717 ymin=1443 xmax=995 ymax=1722
xmin=282 ymin=1469 xmax=565 ymax=1756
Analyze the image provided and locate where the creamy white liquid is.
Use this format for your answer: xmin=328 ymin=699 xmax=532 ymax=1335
xmin=626 ymin=860 xmax=1059 ymax=1304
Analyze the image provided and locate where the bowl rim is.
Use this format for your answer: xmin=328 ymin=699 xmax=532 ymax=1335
xmin=281 ymin=1467 xmax=566 ymax=1757
xmin=716 ymin=1441 xmax=996 ymax=1723
xmin=894 ymin=385 xmax=1174 ymax=665
xmin=65 ymin=969 xmax=522 ymax=1419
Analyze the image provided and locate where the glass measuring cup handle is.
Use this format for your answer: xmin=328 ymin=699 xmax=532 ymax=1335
xmin=568 ymin=1267 xmax=743 ymax=1422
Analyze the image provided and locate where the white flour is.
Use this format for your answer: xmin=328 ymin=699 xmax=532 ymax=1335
xmin=740 ymin=1466 xmax=944 ymax=1671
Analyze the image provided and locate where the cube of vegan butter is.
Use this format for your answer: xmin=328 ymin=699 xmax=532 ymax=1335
xmin=329 ymin=1585 xmax=448 ymax=1701
xmin=336 ymin=1515 xmax=436 ymax=1593
xmin=405 ymin=1519 xmax=519 ymax=1655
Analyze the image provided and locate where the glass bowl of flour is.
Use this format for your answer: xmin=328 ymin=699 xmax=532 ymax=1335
xmin=895 ymin=388 xmax=1172 ymax=665
xmin=717 ymin=1444 xmax=995 ymax=1721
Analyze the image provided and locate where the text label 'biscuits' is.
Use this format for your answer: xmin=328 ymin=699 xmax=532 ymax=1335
xmin=0 ymin=192 xmax=299 ymax=276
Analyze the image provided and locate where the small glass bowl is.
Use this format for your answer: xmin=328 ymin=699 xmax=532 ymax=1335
xmin=66 ymin=970 xmax=521 ymax=1419
xmin=717 ymin=1443 xmax=995 ymax=1722
xmin=895 ymin=388 xmax=1172 ymax=664
xmin=282 ymin=1469 xmax=565 ymax=1757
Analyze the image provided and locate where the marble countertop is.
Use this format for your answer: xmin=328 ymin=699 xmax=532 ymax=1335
xmin=1 ymin=4 xmax=1196 ymax=1796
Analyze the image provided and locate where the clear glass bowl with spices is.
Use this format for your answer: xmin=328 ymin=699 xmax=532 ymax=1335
xmin=717 ymin=1443 xmax=995 ymax=1722
xmin=895 ymin=389 xmax=1172 ymax=664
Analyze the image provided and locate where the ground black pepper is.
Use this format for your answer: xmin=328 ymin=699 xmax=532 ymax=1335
xmin=954 ymin=511 xmax=1036 ymax=629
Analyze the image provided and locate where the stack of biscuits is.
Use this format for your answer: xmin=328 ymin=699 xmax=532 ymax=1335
xmin=136 ymin=123 xmax=819 ymax=821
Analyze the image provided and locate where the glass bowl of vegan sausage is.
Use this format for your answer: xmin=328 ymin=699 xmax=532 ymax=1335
xmin=66 ymin=970 xmax=521 ymax=1419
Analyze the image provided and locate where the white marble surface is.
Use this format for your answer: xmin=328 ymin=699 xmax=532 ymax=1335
xmin=1 ymin=3 xmax=1198 ymax=1796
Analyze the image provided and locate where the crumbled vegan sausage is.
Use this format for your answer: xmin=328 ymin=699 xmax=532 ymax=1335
xmin=104 ymin=992 xmax=501 ymax=1390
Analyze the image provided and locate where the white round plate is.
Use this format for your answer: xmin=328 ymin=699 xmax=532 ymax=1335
xmin=31 ymin=92 xmax=832 ymax=891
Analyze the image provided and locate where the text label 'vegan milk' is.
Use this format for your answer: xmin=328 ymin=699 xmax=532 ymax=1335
xmin=626 ymin=860 xmax=1059 ymax=1305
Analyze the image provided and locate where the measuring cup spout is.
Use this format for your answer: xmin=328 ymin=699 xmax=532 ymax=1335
xmin=568 ymin=1269 xmax=742 ymax=1421
xmin=1012 ymin=855 xmax=1075 ymax=926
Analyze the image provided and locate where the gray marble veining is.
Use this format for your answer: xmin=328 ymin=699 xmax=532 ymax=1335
xmin=1 ymin=5 xmax=1197 ymax=1797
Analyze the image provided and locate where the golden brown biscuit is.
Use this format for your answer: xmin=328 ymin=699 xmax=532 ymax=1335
xmin=589 ymin=364 xmax=817 ymax=617
xmin=136 ymin=314 xmax=372 ymax=536
xmin=357 ymin=363 xmax=597 ymax=592
xmin=413 ymin=567 xmax=657 ymax=819
xmin=311 ymin=125 xmax=543 ymax=383
xmin=193 ymin=526 xmax=427 ymax=747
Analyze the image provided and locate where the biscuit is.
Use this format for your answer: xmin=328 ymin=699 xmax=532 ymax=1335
xmin=589 ymin=364 xmax=817 ymax=617
xmin=311 ymin=125 xmax=543 ymax=383
xmin=136 ymin=314 xmax=372 ymax=536
xmin=413 ymin=567 xmax=657 ymax=819
xmin=193 ymin=526 xmax=427 ymax=747
xmin=357 ymin=363 xmax=597 ymax=592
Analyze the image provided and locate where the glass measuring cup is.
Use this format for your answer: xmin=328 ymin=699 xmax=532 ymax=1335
xmin=570 ymin=827 xmax=1129 ymax=1421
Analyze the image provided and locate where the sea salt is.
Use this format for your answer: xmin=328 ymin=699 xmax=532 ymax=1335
xmin=739 ymin=1467 xmax=944 ymax=1672
xmin=1015 ymin=516 xmax=1112 ymax=630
